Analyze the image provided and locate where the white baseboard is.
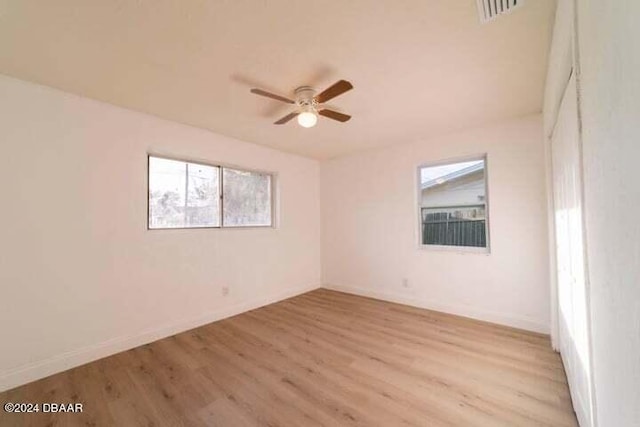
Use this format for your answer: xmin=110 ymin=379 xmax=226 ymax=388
xmin=0 ymin=283 xmax=320 ymax=392
xmin=323 ymin=284 xmax=549 ymax=334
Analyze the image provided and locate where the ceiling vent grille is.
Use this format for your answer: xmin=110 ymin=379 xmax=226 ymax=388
xmin=476 ymin=0 xmax=524 ymax=23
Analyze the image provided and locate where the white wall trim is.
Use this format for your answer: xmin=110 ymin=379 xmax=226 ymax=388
xmin=0 ymin=283 xmax=320 ymax=393
xmin=323 ymin=284 xmax=549 ymax=334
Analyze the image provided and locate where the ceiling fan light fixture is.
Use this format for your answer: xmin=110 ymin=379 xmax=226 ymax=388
xmin=297 ymin=110 xmax=318 ymax=128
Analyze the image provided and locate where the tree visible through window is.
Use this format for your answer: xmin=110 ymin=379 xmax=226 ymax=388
xmin=419 ymin=157 xmax=488 ymax=249
xmin=148 ymin=156 xmax=273 ymax=229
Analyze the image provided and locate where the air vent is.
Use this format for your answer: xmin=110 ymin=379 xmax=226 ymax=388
xmin=476 ymin=0 xmax=524 ymax=23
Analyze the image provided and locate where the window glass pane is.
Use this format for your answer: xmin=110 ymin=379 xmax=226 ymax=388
xmin=186 ymin=162 xmax=220 ymax=227
xmin=149 ymin=157 xmax=187 ymax=229
xmin=148 ymin=157 xmax=220 ymax=228
xmin=222 ymin=168 xmax=272 ymax=227
xmin=419 ymin=158 xmax=487 ymax=248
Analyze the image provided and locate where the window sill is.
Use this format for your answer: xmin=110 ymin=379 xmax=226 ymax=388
xmin=418 ymin=244 xmax=490 ymax=255
xmin=147 ymin=225 xmax=277 ymax=231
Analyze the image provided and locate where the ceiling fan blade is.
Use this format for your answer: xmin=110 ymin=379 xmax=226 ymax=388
xmin=315 ymin=80 xmax=353 ymax=104
xmin=250 ymin=88 xmax=295 ymax=104
xmin=318 ymin=109 xmax=351 ymax=122
xmin=274 ymin=112 xmax=299 ymax=125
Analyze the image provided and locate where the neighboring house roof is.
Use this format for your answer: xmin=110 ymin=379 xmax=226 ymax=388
xmin=421 ymin=162 xmax=484 ymax=190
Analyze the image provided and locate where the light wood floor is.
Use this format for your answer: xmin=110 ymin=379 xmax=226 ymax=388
xmin=0 ymin=289 xmax=577 ymax=426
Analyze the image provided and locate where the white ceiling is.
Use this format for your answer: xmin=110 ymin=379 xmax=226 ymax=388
xmin=0 ymin=0 xmax=556 ymax=159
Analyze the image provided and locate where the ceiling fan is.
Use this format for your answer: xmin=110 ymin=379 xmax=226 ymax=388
xmin=250 ymin=80 xmax=353 ymax=128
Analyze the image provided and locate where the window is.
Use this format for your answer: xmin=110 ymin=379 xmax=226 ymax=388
xmin=148 ymin=156 xmax=274 ymax=229
xmin=418 ymin=156 xmax=489 ymax=249
xmin=222 ymin=167 xmax=272 ymax=227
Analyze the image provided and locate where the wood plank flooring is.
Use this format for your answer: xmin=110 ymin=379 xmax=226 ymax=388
xmin=0 ymin=289 xmax=578 ymax=426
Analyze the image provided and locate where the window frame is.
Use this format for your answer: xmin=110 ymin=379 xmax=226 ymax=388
xmin=416 ymin=154 xmax=491 ymax=254
xmin=147 ymin=153 xmax=277 ymax=230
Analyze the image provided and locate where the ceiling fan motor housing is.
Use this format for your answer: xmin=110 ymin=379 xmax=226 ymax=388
xmin=295 ymin=86 xmax=317 ymax=108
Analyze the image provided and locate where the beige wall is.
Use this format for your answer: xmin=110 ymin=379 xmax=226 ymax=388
xmin=0 ymin=75 xmax=322 ymax=391
xmin=544 ymin=0 xmax=640 ymax=424
xmin=321 ymin=115 xmax=551 ymax=332
xmin=575 ymin=0 xmax=640 ymax=425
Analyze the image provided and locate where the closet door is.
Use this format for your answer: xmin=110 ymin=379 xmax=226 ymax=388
xmin=551 ymin=73 xmax=594 ymax=427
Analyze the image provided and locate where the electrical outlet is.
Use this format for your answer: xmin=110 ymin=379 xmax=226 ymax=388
xmin=402 ymin=278 xmax=409 ymax=288
xmin=222 ymin=286 xmax=230 ymax=296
